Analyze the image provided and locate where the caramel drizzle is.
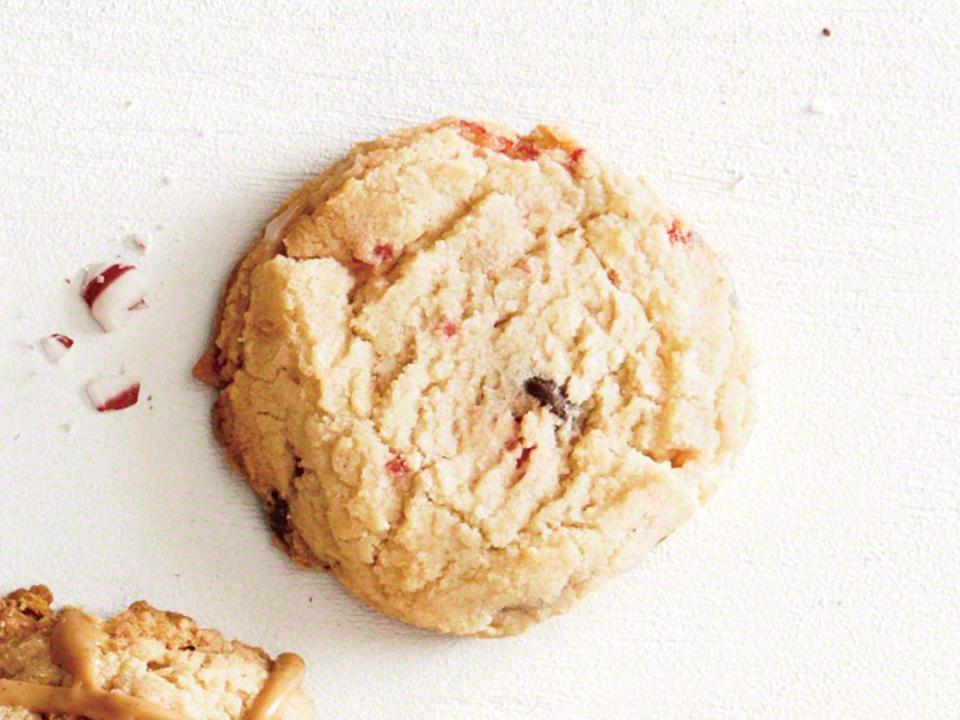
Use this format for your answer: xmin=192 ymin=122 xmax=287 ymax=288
xmin=244 ymin=654 xmax=305 ymax=720
xmin=0 ymin=610 xmax=304 ymax=720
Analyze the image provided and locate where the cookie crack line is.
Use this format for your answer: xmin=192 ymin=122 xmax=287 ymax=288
xmin=348 ymin=186 xmax=499 ymax=309
xmin=213 ymin=121 xmax=463 ymax=379
xmin=0 ymin=608 xmax=305 ymax=720
xmin=197 ymin=117 xmax=752 ymax=636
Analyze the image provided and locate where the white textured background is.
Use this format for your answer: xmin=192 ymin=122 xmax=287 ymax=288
xmin=1 ymin=2 xmax=958 ymax=718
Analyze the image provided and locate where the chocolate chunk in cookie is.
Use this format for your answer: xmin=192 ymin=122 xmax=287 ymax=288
xmin=524 ymin=376 xmax=571 ymax=420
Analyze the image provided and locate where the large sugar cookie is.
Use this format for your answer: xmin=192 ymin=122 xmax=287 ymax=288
xmin=195 ymin=118 xmax=752 ymax=636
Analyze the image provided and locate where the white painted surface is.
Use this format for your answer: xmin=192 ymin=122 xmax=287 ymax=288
xmin=1 ymin=2 xmax=957 ymax=718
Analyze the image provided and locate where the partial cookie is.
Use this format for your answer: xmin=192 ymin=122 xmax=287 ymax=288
xmin=196 ymin=117 xmax=752 ymax=636
xmin=0 ymin=586 xmax=315 ymax=720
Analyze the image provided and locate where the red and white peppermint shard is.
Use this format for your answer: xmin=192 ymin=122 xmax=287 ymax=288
xmin=81 ymin=263 xmax=147 ymax=331
xmin=41 ymin=333 xmax=74 ymax=363
xmin=86 ymin=373 xmax=141 ymax=412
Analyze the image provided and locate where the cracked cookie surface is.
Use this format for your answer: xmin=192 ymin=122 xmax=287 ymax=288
xmin=196 ymin=117 xmax=752 ymax=636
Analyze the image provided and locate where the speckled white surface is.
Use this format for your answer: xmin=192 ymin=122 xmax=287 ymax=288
xmin=1 ymin=2 xmax=958 ymax=718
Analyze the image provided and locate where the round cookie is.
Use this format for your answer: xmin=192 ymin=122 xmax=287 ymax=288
xmin=195 ymin=117 xmax=752 ymax=637
xmin=0 ymin=586 xmax=315 ymax=720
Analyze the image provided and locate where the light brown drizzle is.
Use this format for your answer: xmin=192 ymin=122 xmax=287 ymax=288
xmin=245 ymin=654 xmax=305 ymax=720
xmin=0 ymin=608 xmax=305 ymax=720
xmin=51 ymin=609 xmax=102 ymax=688
xmin=0 ymin=679 xmax=188 ymax=720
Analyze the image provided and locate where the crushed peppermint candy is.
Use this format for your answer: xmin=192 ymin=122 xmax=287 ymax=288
xmin=127 ymin=233 xmax=150 ymax=253
xmin=86 ymin=373 xmax=141 ymax=412
xmin=41 ymin=334 xmax=74 ymax=363
xmin=82 ymin=263 xmax=147 ymax=331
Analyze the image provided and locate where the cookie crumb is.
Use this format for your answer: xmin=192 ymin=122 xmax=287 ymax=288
xmin=806 ymin=97 xmax=834 ymax=115
xmin=822 ymin=27 xmax=831 ymax=37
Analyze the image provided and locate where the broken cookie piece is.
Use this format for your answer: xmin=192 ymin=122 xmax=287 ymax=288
xmin=0 ymin=585 xmax=316 ymax=720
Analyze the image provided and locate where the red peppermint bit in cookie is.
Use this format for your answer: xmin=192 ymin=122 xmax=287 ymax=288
xmin=373 ymin=244 xmax=394 ymax=263
xmin=440 ymin=319 xmax=459 ymax=337
xmin=385 ymin=456 xmax=410 ymax=490
xmin=86 ymin=373 xmax=140 ymax=412
xmin=667 ymin=220 xmax=693 ymax=244
xmin=386 ymin=456 xmax=409 ymax=476
xmin=457 ymin=120 xmax=540 ymax=161
xmin=41 ymin=333 xmax=74 ymax=363
xmin=606 ymin=268 xmax=621 ymax=287
xmin=82 ymin=263 xmax=147 ymax=331
xmin=458 ymin=120 xmax=492 ymax=144
xmin=506 ymin=139 xmax=541 ymax=161
xmin=516 ymin=445 xmax=534 ymax=469
xmin=564 ymin=147 xmax=586 ymax=173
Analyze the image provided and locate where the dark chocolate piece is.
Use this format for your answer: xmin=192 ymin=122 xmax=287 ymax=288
xmin=524 ymin=377 xmax=569 ymax=420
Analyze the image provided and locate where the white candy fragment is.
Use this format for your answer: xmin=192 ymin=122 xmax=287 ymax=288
xmin=86 ymin=373 xmax=141 ymax=412
xmin=81 ymin=263 xmax=147 ymax=331
xmin=41 ymin=334 xmax=74 ymax=363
